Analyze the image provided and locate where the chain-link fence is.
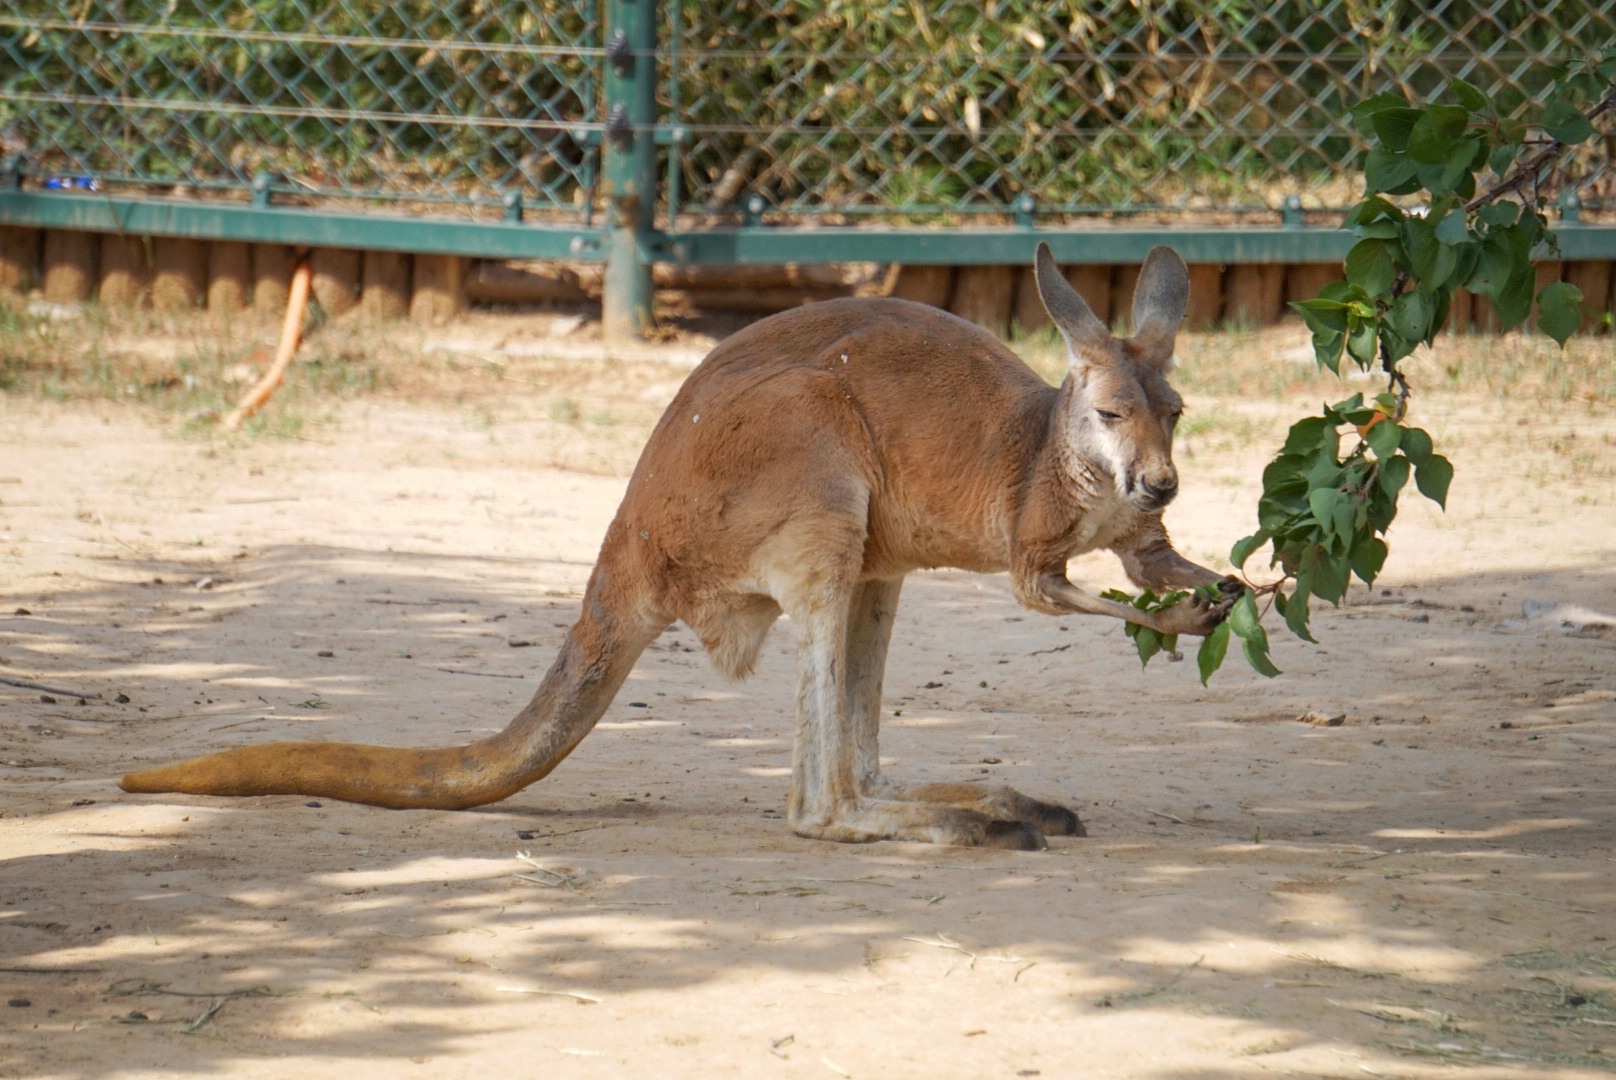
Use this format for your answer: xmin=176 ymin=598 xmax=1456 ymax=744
xmin=667 ymin=0 xmax=1616 ymax=224
xmin=2 ymin=0 xmax=1613 ymax=225
xmin=0 ymin=1 xmax=604 ymax=218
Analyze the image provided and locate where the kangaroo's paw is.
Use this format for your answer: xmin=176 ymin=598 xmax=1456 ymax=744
xmin=790 ymin=800 xmax=1048 ymax=850
xmin=892 ymin=782 xmax=1086 ymax=838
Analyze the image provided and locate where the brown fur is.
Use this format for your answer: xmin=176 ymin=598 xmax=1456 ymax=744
xmin=121 ymin=244 xmax=1234 ymax=849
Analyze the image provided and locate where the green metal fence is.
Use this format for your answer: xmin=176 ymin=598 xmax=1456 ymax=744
xmin=3 ymin=0 xmax=1616 ymax=333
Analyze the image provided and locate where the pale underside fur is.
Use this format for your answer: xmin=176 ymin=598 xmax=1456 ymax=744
xmin=121 ymin=243 xmax=1237 ymax=850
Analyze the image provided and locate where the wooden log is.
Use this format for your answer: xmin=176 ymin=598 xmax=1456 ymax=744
xmin=0 ymin=226 xmax=41 ymax=293
xmin=310 ymin=247 xmax=361 ymax=317
xmin=1224 ymin=263 xmax=1285 ymax=326
xmin=1061 ymin=265 xmax=1113 ymax=327
xmin=949 ymin=264 xmax=1016 ymax=334
xmin=252 ymin=244 xmax=296 ymax=315
xmin=360 ymin=249 xmax=411 ymax=321
xmin=1285 ymin=263 xmax=1340 ymax=309
xmin=42 ymin=230 xmax=98 ymax=303
xmin=465 ymin=261 xmax=592 ymax=306
xmin=1527 ymin=261 xmax=1561 ymax=331
xmin=409 ymin=253 xmax=466 ymax=325
xmin=1563 ymin=260 xmax=1613 ymax=331
xmin=886 ymin=264 xmax=953 ymax=308
xmin=206 ymin=241 xmax=252 ymax=314
xmin=1184 ymin=264 xmax=1223 ymax=330
xmin=97 ymin=234 xmax=149 ymax=308
xmin=151 ymin=237 xmax=207 ymax=312
xmin=1447 ymin=288 xmax=1476 ymax=333
xmin=1011 ymin=266 xmax=1049 ymax=335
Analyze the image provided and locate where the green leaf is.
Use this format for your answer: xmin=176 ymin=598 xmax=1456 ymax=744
xmin=1311 ymin=329 xmax=1345 ymax=373
xmin=1351 ymin=91 xmax=1411 ymax=138
xmin=1134 ymin=626 xmax=1164 ymax=666
xmin=1378 ymin=454 xmax=1411 ymax=497
xmin=1369 ymin=106 xmax=1422 ymax=152
xmin=1478 ymin=201 xmax=1520 ymax=227
xmin=1308 ymin=487 xmax=1349 ymax=543
xmin=1230 ymin=531 xmax=1269 ymax=570
xmin=1400 ymin=427 xmax=1433 ymax=467
xmin=1415 ymin=454 xmax=1454 ymax=509
xmin=1537 ymin=281 xmax=1584 ymax=346
xmin=1282 ymin=416 xmax=1333 ymax=456
xmin=1345 ymin=316 xmax=1379 ymax=370
xmin=1228 ymin=590 xmax=1263 ymax=641
xmin=1406 ymin=104 xmax=1469 ymax=164
xmin=1345 ymin=239 xmax=1397 ymax=296
xmin=1365 ymin=416 xmax=1402 ymax=458
xmin=1489 ymin=143 xmax=1520 ymax=179
xmin=1241 ymin=636 xmax=1282 ymax=678
xmin=1197 ymin=621 xmax=1230 ymax=686
xmin=1350 ymin=536 xmax=1389 ymax=586
xmin=1451 ymin=77 xmax=1488 ymax=112
xmin=1542 ymin=98 xmax=1596 ymax=144
xmin=1434 ymin=211 xmax=1468 ymax=246
xmin=1282 ymin=573 xmax=1317 ymax=643
xmin=1388 ymin=290 xmax=1432 ymax=343
xmin=1309 ymin=549 xmax=1349 ymax=605
xmin=1405 ymin=218 xmax=1458 ymax=288
xmin=1364 ymin=147 xmax=1419 ymax=194
xmin=1492 ymin=266 xmax=1536 ymax=331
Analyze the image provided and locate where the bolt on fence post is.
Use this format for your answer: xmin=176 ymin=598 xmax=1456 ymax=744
xmin=601 ymin=0 xmax=657 ymax=342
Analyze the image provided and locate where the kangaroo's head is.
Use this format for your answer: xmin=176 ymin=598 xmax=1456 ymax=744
xmin=1034 ymin=242 xmax=1189 ymax=512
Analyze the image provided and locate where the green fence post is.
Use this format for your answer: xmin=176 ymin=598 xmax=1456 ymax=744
xmin=601 ymin=0 xmax=657 ymax=341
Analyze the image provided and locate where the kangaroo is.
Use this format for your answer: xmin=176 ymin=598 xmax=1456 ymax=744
xmin=121 ymin=243 xmax=1238 ymax=849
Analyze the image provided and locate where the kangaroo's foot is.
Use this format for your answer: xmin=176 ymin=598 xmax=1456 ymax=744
xmin=891 ymin=781 xmax=1086 ymax=838
xmin=789 ymin=799 xmax=1049 ymax=850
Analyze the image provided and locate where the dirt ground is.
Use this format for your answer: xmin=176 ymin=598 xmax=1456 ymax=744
xmin=1 ymin=315 xmax=1614 ymax=1079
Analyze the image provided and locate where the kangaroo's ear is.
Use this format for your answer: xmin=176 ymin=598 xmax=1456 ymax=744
xmin=1034 ymin=242 xmax=1108 ymax=365
xmin=1130 ymin=245 xmax=1190 ymax=356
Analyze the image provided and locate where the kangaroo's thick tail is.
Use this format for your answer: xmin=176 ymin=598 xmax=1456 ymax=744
xmin=120 ymin=583 xmax=665 ymax=810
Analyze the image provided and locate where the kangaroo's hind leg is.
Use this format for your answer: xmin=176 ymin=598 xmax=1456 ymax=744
xmin=836 ymin=575 xmax=1083 ymax=839
xmin=782 ymin=551 xmax=1044 ymax=849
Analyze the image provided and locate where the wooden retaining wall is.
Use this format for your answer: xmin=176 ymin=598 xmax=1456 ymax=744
xmin=0 ymin=227 xmax=466 ymax=325
xmin=2 ymin=226 xmax=1612 ymax=334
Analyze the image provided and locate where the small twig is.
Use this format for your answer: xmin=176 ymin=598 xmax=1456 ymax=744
xmin=1145 ymin=807 xmax=1187 ymax=825
xmin=768 ymin=1034 xmax=795 ymax=1059
xmin=180 ymin=997 xmax=226 ymax=1034
xmin=1106 ymin=954 xmax=1205 ymax=1004
xmin=435 ymin=667 xmax=527 ymax=679
xmin=821 ymin=1055 xmax=851 ymax=1078
xmin=0 ymin=675 xmax=98 ymax=700
xmin=495 ymin=986 xmax=600 ymax=1004
xmin=514 ymin=851 xmax=583 ymax=891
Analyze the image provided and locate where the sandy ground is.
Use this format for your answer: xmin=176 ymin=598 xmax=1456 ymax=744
xmin=1 ymin=329 xmax=1615 ymax=1079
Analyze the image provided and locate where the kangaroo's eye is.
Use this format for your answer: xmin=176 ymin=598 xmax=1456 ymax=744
xmin=1096 ymin=410 xmax=1122 ymax=422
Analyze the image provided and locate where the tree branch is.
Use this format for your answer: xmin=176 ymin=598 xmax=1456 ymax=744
xmin=1466 ymin=85 xmax=1616 ymax=214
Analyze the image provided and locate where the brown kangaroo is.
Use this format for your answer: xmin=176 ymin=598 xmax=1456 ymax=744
xmin=121 ymin=242 xmax=1237 ymax=849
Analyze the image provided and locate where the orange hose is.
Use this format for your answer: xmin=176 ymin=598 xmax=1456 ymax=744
xmin=221 ymin=255 xmax=313 ymax=431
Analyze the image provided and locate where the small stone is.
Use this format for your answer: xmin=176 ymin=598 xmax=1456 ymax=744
xmin=1300 ymin=711 xmax=1346 ymax=727
xmin=305 ymin=801 xmax=322 ymax=808
xmin=114 ymin=693 xmax=130 ymax=704
xmin=629 ymin=702 xmax=648 ymax=708
xmin=508 ymin=640 xmax=533 ymax=648
xmin=13 ymin=608 xmax=29 ymax=616
xmin=39 ymin=694 xmax=55 ymax=704
xmin=316 ymin=650 xmax=334 ymax=658
xmin=7 ymin=998 xmax=30 ymax=1007
xmin=516 ymin=831 xmax=534 ymax=840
